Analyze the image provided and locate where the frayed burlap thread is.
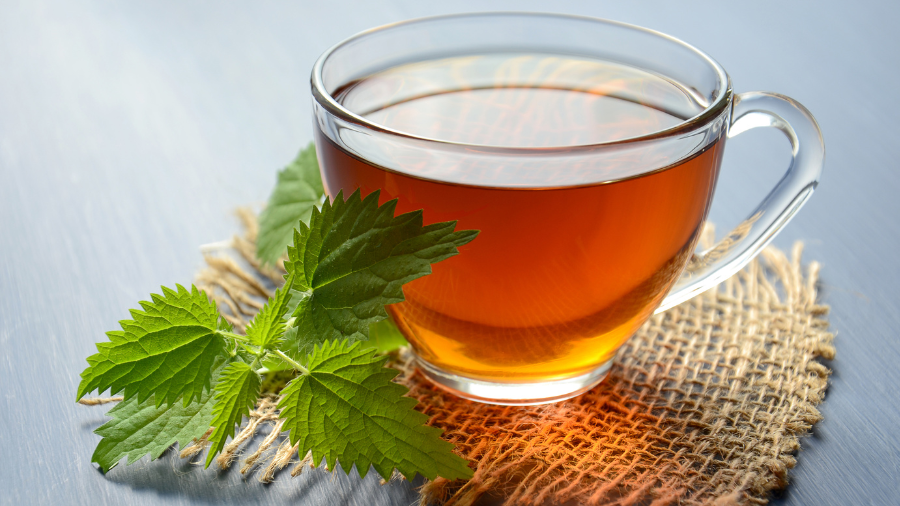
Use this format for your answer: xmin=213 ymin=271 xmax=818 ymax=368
xmin=87 ymin=209 xmax=833 ymax=504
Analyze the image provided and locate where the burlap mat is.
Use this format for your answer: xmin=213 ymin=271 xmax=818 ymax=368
xmin=186 ymin=209 xmax=834 ymax=506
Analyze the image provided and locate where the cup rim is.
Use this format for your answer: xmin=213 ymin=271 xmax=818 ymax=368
xmin=311 ymin=12 xmax=733 ymax=153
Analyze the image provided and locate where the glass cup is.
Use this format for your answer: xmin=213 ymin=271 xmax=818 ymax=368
xmin=310 ymin=13 xmax=824 ymax=405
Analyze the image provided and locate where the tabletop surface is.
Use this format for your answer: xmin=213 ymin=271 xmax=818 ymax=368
xmin=2 ymin=1 xmax=899 ymax=505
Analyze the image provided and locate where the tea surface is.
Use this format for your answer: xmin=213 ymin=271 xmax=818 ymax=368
xmin=337 ymin=54 xmax=707 ymax=150
xmin=319 ymin=54 xmax=724 ymax=381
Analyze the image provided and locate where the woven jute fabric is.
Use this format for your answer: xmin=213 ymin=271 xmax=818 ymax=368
xmin=184 ymin=210 xmax=834 ymax=506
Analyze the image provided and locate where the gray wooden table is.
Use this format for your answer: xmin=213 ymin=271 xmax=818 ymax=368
xmin=2 ymin=1 xmax=898 ymax=504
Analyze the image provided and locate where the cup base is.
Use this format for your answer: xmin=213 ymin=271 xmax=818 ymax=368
xmin=414 ymin=357 xmax=614 ymax=405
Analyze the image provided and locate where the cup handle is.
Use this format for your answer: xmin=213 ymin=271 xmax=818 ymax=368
xmin=656 ymin=91 xmax=825 ymax=313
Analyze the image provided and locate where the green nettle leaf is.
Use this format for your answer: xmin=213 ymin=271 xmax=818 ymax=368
xmin=90 ymin=356 xmax=230 ymax=472
xmin=278 ymin=340 xmax=473 ymax=481
xmin=245 ymin=273 xmax=294 ymax=351
xmin=76 ymin=285 xmax=229 ymax=408
xmin=256 ymin=143 xmax=325 ymax=265
xmin=282 ymin=189 xmax=478 ymax=358
xmin=262 ymin=317 xmax=409 ymax=372
xmin=77 ymin=148 xmax=481 ymax=482
xmin=218 ymin=316 xmax=235 ymax=333
xmin=205 ymin=361 xmax=262 ymax=467
xmin=368 ymin=316 xmax=409 ymax=354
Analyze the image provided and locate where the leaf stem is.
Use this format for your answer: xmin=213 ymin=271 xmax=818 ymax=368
xmin=218 ymin=330 xmax=249 ymax=342
xmin=272 ymin=350 xmax=310 ymax=376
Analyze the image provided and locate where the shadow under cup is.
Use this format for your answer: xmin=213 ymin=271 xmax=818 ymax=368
xmin=311 ymin=14 xmax=822 ymax=405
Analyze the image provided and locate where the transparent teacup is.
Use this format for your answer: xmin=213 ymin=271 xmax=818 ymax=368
xmin=310 ymin=13 xmax=824 ymax=405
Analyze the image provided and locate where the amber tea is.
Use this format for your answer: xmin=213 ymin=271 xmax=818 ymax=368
xmin=312 ymin=14 xmax=823 ymax=404
xmin=316 ymin=54 xmax=724 ymax=384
